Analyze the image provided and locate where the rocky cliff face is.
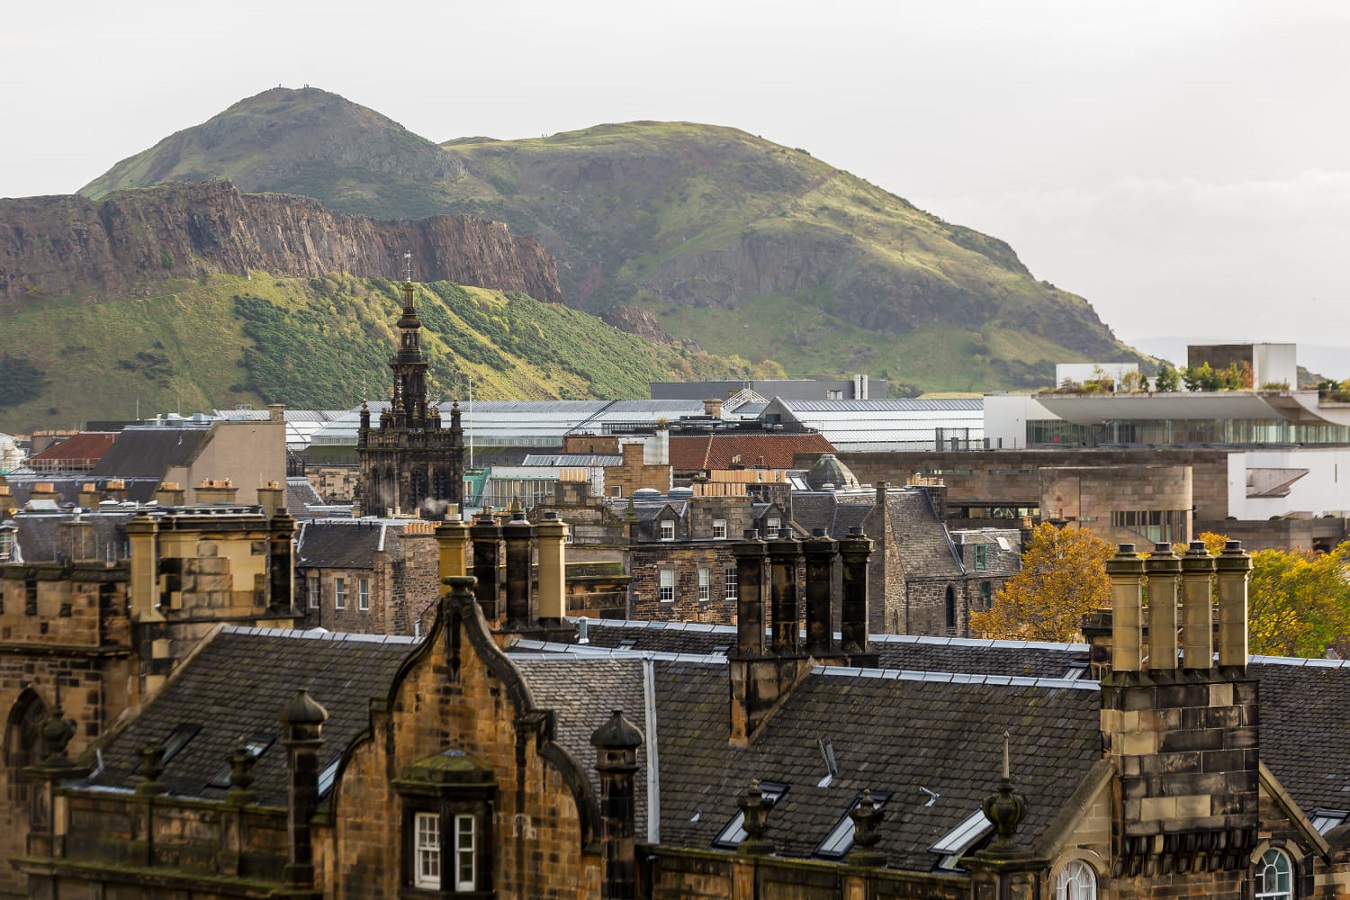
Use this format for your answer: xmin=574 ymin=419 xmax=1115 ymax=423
xmin=0 ymin=181 xmax=561 ymax=304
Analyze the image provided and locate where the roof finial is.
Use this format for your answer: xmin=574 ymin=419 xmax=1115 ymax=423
xmin=983 ymin=730 xmax=1028 ymax=853
xmin=403 ymin=251 xmax=412 ymax=283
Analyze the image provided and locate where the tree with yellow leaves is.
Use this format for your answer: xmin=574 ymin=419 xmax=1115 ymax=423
xmin=970 ymin=522 xmax=1113 ymax=642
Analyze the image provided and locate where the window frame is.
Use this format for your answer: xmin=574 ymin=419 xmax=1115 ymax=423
xmin=306 ymin=575 xmax=320 ymax=610
xmin=698 ymin=567 xmax=711 ymax=602
xmin=724 ymin=566 xmax=738 ymax=602
xmin=454 ymin=814 xmax=476 ymax=892
xmin=1054 ymin=859 xmax=1098 ymax=900
xmin=358 ymin=577 xmax=371 ymax=611
xmin=1254 ymin=847 xmax=1294 ymax=900
xmin=972 ymin=543 xmax=988 ymax=571
xmin=334 ymin=576 xmax=347 ymax=610
xmin=413 ymin=811 xmax=441 ymax=890
xmin=659 ymin=569 xmax=676 ymax=604
xmin=659 ymin=519 xmax=676 ymax=541
xmin=712 ymin=518 xmax=727 ymax=540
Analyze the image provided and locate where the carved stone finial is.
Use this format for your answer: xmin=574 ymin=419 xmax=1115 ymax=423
xmin=226 ymin=737 xmax=258 ymax=805
xmin=982 ymin=733 xmax=1028 ymax=852
xmin=847 ymin=789 xmax=888 ymax=866
xmin=137 ymin=744 xmax=166 ymax=795
xmin=737 ymin=780 xmax=774 ymax=855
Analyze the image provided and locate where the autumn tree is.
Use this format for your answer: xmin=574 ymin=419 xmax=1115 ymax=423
xmin=1247 ymin=542 xmax=1350 ymax=657
xmin=970 ymin=523 xmax=1113 ymax=641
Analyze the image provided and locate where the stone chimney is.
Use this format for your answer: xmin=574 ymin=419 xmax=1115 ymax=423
xmin=703 ymin=397 xmax=723 ymax=418
xmin=470 ymin=513 xmax=503 ymax=620
xmin=536 ymin=512 xmax=568 ymax=624
xmin=268 ymin=512 xmax=297 ymax=614
xmin=733 ymin=530 xmax=767 ymax=657
xmin=155 ymin=482 xmax=186 ymax=506
xmin=839 ymin=527 xmax=873 ymax=656
xmin=767 ymin=531 xmax=801 ymax=654
xmin=268 ymin=403 xmax=285 ymax=424
xmin=78 ymin=483 xmax=101 ymax=509
xmin=591 ymin=710 xmax=644 ymax=900
xmin=803 ymin=529 xmax=837 ymax=656
xmin=1100 ymin=540 xmax=1259 ymax=876
xmin=257 ymin=480 xmax=285 ymax=519
xmin=435 ymin=516 xmax=471 ymax=582
xmin=503 ymin=510 xmax=536 ymax=627
xmin=28 ymin=483 xmax=60 ymax=506
xmin=278 ymin=689 xmax=327 ymax=894
xmin=0 ymin=486 xmax=15 ymax=519
xmin=196 ymin=478 xmax=237 ymax=505
xmin=105 ymin=479 xmax=129 ymax=503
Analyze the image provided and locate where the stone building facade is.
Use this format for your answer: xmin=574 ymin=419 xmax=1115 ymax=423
xmin=357 ymin=280 xmax=465 ymax=518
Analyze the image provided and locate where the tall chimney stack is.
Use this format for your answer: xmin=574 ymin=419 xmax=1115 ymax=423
xmin=1216 ymin=540 xmax=1252 ymax=670
xmin=1181 ymin=541 xmax=1216 ymax=670
xmin=1144 ymin=547 xmax=1181 ymax=672
xmin=1104 ymin=544 xmax=1145 ymax=674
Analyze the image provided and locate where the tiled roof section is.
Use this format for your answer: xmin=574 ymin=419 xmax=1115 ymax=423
xmin=82 ymin=627 xmax=417 ymax=806
xmin=668 ymin=433 xmax=835 ymax=473
xmin=580 ymin=619 xmax=738 ymax=655
xmin=510 ymin=656 xmax=652 ymax=840
xmin=1251 ymin=657 xmax=1350 ymax=813
xmin=888 ymin=490 xmax=964 ymax=578
xmin=286 ymin=476 xmax=325 ymax=512
xmin=654 ymin=659 xmax=1100 ymax=867
xmin=296 ymin=520 xmax=387 ymax=569
xmin=28 ymin=432 xmax=120 ymax=464
xmin=2 ymin=476 xmax=161 ymax=505
xmin=790 ymin=493 xmax=874 ymax=539
xmin=91 ymin=428 xmax=212 ymax=478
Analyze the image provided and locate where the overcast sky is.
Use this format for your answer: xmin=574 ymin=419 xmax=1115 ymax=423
xmin=5 ymin=1 xmax=1347 ymax=372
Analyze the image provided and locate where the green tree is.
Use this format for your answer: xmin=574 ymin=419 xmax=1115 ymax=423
xmin=1248 ymin=542 xmax=1350 ymax=657
xmin=1154 ymin=362 xmax=1180 ymax=393
xmin=970 ymin=523 xmax=1114 ymax=641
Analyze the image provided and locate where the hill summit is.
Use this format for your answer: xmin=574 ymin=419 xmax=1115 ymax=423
xmin=83 ymin=87 xmax=1143 ymax=391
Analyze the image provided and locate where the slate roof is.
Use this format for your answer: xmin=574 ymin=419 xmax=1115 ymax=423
xmin=91 ymin=427 xmax=212 ymax=478
xmin=1250 ymin=655 xmax=1350 ymax=814
xmin=296 ymin=520 xmax=389 ymax=569
xmin=1 ymin=475 xmax=161 ymax=505
xmin=790 ymin=492 xmax=874 ymax=539
xmin=81 ymin=627 xmax=416 ymax=807
xmin=652 ymin=660 xmax=1101 ymax=866
xmin=510 ymin=656 xmax=652 ymax=840
xmin=9 ymin=510 xmax=136 ymax=565
xmin=668 ymin=433 xmax=835 ymax=473
xmin=285 ymin=476 xmax=326 ymax=513
xmin=888 ymin=490 xmax=964 ymax=578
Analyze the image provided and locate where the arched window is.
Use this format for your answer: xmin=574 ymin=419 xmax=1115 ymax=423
xmin=5 ymin=689 xmax=48 ymax=806
xmin=1055 ymin=859 xmax=1097 ymax=900
xmin=1255 ymin=847 xmax=1294 ymax=900
xmin=945 ymin=586 xmax=957 ymax=630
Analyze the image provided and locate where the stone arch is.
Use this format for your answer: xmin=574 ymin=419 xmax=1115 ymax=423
xmin=5 ymin=687 xmax=48 ymax=806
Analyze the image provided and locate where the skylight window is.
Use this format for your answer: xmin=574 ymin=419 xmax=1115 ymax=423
xmin=930 ymin=808 xmax=994 ymax=870
xmin=815 ymin=791 xmax=890 ymax=859
xmin=135 ymin=723 xmax=202 ymax=773
xmin=207 ymin=733 xmax=275 ymax=789
xmin=318 ymin=755 xmax=342 ymax=798
xmin=712 ymin=782 xmax=788 ymax=849
xmin=1313 ymin=809 xmax=1348 ymax=834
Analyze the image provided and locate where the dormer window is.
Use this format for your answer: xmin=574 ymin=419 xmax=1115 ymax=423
xmin=765 ymin=517 xmax=781 ymax=538
xmin=397 ymin=749 xmax=496 ymax=895
xmin=660 ymin=520 xmax=676 ymax=541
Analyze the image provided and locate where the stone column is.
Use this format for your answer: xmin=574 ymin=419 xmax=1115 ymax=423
xmin=279 ymin=689 xmax=327 ymax=893
xmin=536 ymin=512 xmax=569 ymax=623
xmin=591 ymin=710 xmax=644 ymax=900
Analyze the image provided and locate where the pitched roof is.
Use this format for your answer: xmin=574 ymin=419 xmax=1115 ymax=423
xmin=27 ymin=432 xmax=120 ymax=465
xmin=887 ymin=490 xmax=964 ymax=577
xmin=296 ymin=520 xmax=390 ymax=569
xmin=652 ymin=659 xmax=1100 ymax=866
xmin=91 ymin=427 xmax=212 ymax=478
xmin=789 ymin=492 xmax=874 ymax=539
xmin=81 ymin=627 xmax=416 ymax=806
xmin=668 ymin=433 xmax=835 ymax=473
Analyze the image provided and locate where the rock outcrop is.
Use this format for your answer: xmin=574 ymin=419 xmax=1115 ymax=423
xmin=0 ymin=181 xmax=561 ymax=304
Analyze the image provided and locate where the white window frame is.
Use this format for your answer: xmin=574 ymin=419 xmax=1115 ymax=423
xmin=765 ymin=516 xmax=781 ymax=538
xmin=358 ymin=577 xmax=371 ymax=611
xmin=660 ymin=519 xmax=676 ymax=541
xmin=698 ymin=568 xmax=710 ymax=602
xmin=306 ymin=576 xmax=319 ymax=609
xmin=1254 ymin=847 xmax=1293 ymax=900
xmin=659 ymin=569 xmax=676 ymax=604
xmin=414 ymin=811 xmax=440 ymax=889
xmin=712 ymin=518 xmax=727 ymax=540
xmin=334 ymin=577 xmax=347 ymax=610
xmin=1055 ymin=859 xmax=1097 ymax=900
xmin=724 ymin=566 xmax=738 ymax=602
xmin=454 ymin=814 xmax=476 ymax=891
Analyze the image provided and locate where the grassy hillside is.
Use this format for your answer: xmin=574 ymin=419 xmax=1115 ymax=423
xmin=80 ymin=89 xmax=1144 ymax=391
xmin=0 ymin=274 xmax=761 ymax=433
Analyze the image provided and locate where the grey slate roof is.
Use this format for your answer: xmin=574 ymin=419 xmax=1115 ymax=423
xmin=1250 ymin=655 xmax=1350 ymax=814
xmin=790 ymin=492 xmax=874 ymax=539
xmin=10 ymin=511 xmax=135 ymax=565
xmin=91 ymin=427 xmax=212 ymax=478
xmin=296 ymin=520 xmax=388 ymax=569
xmin=81 ymin=627 xmax=416 ymax=806
xmin=888 ymin=490 xmax=964 ymax=578
xmin=652 ymin=659 xmax=1101 ymax=866
xmin=286 ymin=476 xmax=325 ymax=513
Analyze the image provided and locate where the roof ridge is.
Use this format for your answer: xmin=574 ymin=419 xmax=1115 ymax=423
xmin=812 ymin=665 xmax=1099 ymax=690
xmin=219 ymin=625 xmax=420 ymax=645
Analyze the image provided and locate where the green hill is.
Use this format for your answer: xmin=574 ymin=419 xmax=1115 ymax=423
xmin=83 ymin=88 xmax=1143 ymax=392
xmin=0 ymin=274 xmax=764 ymax=433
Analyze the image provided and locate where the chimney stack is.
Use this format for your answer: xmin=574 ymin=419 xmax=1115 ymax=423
xmin=1181 ymin=542 xmax=1216 ymax=670
xmin=839 ymin=527 xmax=872 ymax=655
xmin=470 ymin=513 xmax=503 ymax=620
xmin=195 ymin=478 xmax=237 ymax=505
xmin=156 ymin=482 xmax=186 ymax=507
xmin=767 ymin=532 xmax=802 ymax=654
xmin=591 ymin=710 xmax=644 ymax=900
xmin=733 ymin=530 xmax=767 ymax=656
xmin=1144 ymin=547 xmax=1181 ymax=672
xmin=435 ymin=516 xmax=471 ymax=583
xmin=78 ymin=483 xmax=101 ymax=509
xmin=257 ymin=480 xmax=285 ymax=519
xmin=1104 ymin=545 xmax=1145 ymax=674
xmin=278 ymin=689 xmax=327 ymax=892
xmin=803 ymin=529 xmax=837 ymax=656
xmin=703 ymin=397 xmax=723 ymax=419
xmin=503 ymin=510 xmax=536 ymax=626
xmin=536 ymin=512 xmax=569 ymax=623
xmin=1216 ymin=540 xmax=1252 ymax=670
xmin=105 ymin=479 xmax=128 ymax=503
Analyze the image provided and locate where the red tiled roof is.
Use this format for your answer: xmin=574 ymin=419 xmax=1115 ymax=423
xmin=28 ymin=432 xmax=120 ymax=463
xmin=668 ymin=433 xmax=834 ymax=472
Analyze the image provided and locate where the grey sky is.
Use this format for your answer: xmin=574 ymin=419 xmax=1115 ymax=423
xmin=5 ymin=1 xmax=1347 ymax=371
